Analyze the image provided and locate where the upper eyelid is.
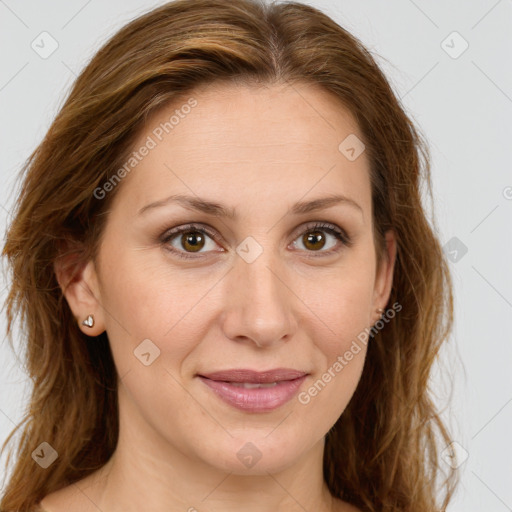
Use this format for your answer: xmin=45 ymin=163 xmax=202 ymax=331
xmin=288 ymin=221 xmax=346 ymax=238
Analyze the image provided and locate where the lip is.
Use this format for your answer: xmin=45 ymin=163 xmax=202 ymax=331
xmin=197 ymin=368 xmax=308 ymax=413
xmin=199 ymin=368 xmax=307 ymax=383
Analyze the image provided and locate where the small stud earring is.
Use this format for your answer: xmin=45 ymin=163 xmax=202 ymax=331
xmin=82 ymin=314 xmax=94 ymax=328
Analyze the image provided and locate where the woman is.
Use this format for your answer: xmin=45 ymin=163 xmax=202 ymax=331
xmin=0 ymin=0 xmax=458 ymax=510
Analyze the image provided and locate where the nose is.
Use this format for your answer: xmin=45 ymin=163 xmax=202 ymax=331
xmin=220 ymin=248 xmax=298 ymax=348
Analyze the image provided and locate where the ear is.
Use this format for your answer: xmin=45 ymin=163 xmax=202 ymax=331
xmin=54 ymin=248 xmax=106 ymax=337
xmin=371 ymin=230 xmax=397 ymax=324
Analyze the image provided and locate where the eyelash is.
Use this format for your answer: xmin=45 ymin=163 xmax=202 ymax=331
xmin=160 ymin=221 xmax=352 ymax=260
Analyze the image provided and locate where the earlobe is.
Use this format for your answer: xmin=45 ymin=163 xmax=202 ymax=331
xmin=54 ymin=253 xmax=106 ymax=336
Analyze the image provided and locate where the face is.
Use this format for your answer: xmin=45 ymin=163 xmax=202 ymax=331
xmin=63 ymin=81 xmax=395 ymax=476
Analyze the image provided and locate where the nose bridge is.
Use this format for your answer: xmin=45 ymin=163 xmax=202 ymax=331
xmin=221 ymin=242 xmax=296 ymax=346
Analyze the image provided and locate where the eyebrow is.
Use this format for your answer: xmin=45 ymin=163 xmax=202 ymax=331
xmin=137 ymin=193 xmax=363 ymax=218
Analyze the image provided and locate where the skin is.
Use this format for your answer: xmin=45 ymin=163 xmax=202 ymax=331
xmin=44 ymin=81 xmax=396 ymax=512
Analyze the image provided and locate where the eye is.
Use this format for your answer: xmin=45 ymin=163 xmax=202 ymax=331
xmin=160 ymin=221 xmax=351 ymax=260
xmin=290 ymin=222 xmax=351 ymax=255
xmin=161 ymin=223 xmax=222 ymax=260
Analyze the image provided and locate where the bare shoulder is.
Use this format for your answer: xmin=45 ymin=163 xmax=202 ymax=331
xmin=38 ymin=465 xmax=109 ymax=512
xmin=333 ymin=497 xmax=364 ymax=512
xmin=38 ymin=483 xmax=92 ymax=512
xmin=38 ymin=487 xmax=71 ymax=512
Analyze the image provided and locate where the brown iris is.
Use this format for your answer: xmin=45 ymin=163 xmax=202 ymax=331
xmin=181 ymin=230 xmax=206 ymax=252
xmin=303 ymin=230 xmax=326 ymax=251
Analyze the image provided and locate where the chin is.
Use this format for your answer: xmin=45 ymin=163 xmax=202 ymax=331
xmin=199 ymin=430 xmax=311 ymax=475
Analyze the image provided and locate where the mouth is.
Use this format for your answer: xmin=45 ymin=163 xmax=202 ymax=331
xmin=196 ymin=368 xmax=308 ymax=413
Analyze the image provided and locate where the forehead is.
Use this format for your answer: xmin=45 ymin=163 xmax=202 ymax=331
xmin=159 ymin=80 xmax=363 ymax=151
xmin=110 ymin=81 xmax=372 ymax=219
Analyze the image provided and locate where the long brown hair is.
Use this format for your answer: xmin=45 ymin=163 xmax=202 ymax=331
xmin=1 ymin=0 xmax=457 ymax=510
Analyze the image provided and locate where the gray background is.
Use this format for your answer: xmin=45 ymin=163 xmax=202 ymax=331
xmin=1 ymin=0 xmax=511 ymax=510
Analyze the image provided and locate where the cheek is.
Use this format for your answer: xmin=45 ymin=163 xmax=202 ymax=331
xmin=296 ymin=256 xmax=375 ymax=410
xmin=314 ymin=279 xmax=371 ymax=373
xmin=297 ymin=276 xmax=372 ymax=427
xmin=302 ymin=259 xmax=376 ymax=347
xmin=96 ymin=241 xmax=219 ymax=377
xmin=298 ymin=344 xmax=368 ymax=440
